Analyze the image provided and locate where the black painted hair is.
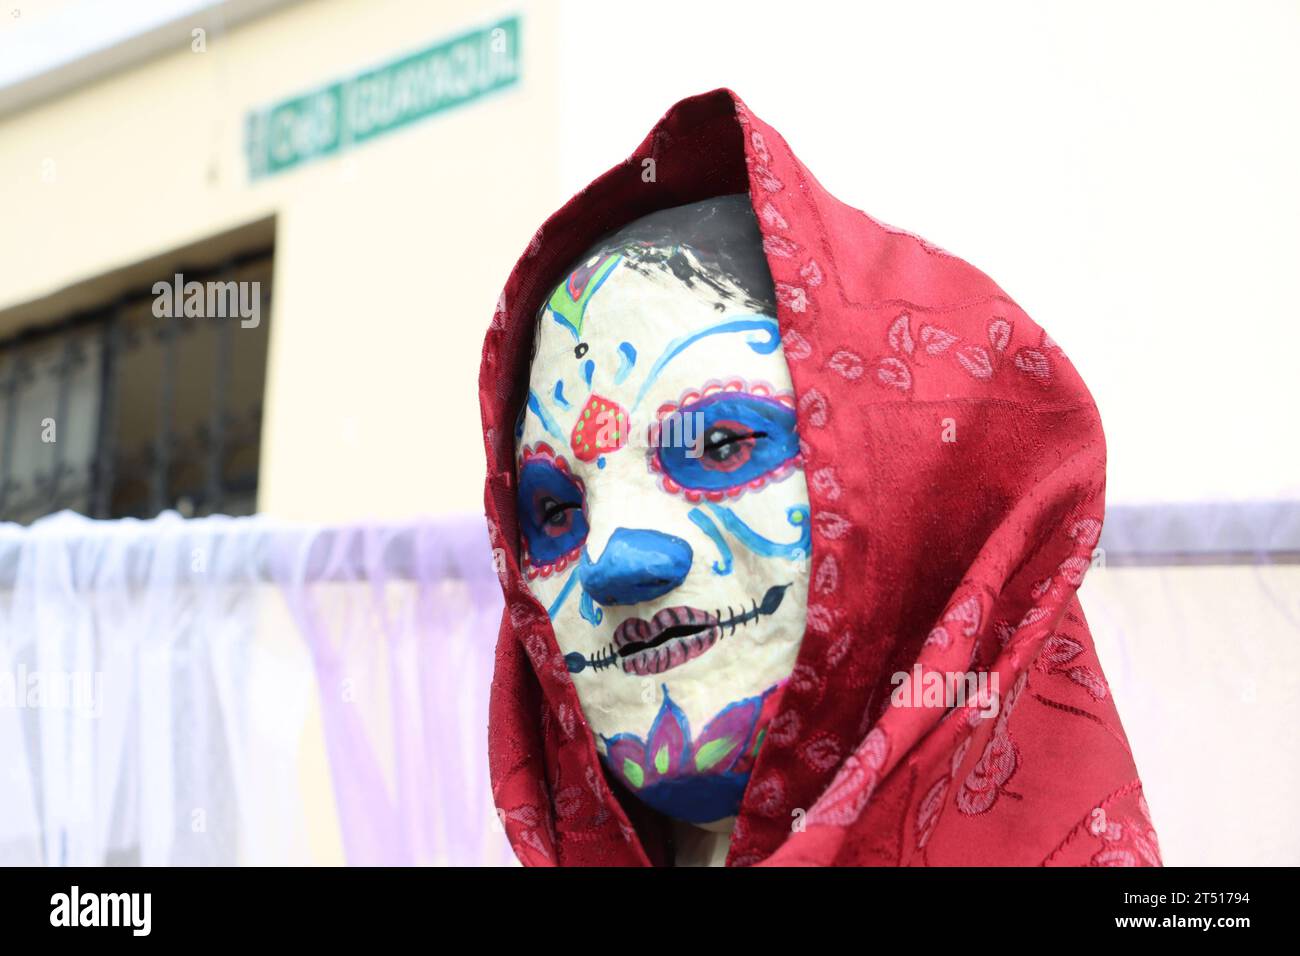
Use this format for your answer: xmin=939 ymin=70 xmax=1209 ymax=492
xmin=571 ymin=193 xmax=777 ymax=315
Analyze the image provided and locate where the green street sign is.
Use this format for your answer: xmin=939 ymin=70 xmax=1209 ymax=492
xmin=246 ymin=15 xmax=520 ymax=179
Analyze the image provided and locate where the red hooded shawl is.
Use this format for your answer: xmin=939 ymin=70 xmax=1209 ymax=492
xmin=479 ymin=89 xmax=1159 ymax=867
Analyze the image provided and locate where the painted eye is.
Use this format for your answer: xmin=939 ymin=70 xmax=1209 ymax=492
xmin=518 ymin=448 xmax=589 ymax=573
xmin=699 ymin=420 xmax=760 ymax=471
xmin=537 ymin=495 xmax=579 ymax=534
xmin=652 ymin=390 xmax=800 ymax=500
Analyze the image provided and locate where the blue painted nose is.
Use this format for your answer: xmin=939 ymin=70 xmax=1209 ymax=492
xmin=580 ymin=528 xmax=693 ymax=606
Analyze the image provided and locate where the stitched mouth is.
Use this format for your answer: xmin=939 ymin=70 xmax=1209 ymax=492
xmin=617 ymin=612 xmax=715 ymax=658
xmin=616 ymin=608 xmax=717 ymax=675
xmin=564 ymin=583 xmax=791 ymax=676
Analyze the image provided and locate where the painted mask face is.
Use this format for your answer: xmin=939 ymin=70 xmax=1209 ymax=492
xmin=515 ymin=196 xmax=811 ymax=825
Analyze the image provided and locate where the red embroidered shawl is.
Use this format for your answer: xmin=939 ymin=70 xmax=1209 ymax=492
xmin=479 ymin=89 xmax=1159 ymax=867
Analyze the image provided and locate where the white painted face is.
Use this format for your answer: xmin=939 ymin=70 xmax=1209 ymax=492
xmin=515 ymin=198 xmax=810 ymax=825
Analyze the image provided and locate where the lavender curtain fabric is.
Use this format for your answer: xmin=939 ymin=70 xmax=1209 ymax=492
xmin=0 ymin=510 xmax=512 ymax=866
xmin=269 ymin=514 xmax=513 ymax=866
xmin=2 ymin=506 xmax=1296 ymax=864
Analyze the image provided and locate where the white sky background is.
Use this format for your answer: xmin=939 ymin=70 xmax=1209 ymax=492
xmin=3 ymin=1 xmax=1296 ymax=507
xmin=558 ymin=0 xmax=1300 ymax=507
xmin=0 ymin=0 xmax=215 ymax=86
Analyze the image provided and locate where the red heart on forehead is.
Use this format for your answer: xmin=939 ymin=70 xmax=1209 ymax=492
xmin=570 ymin=394 xmax=629 ymax=462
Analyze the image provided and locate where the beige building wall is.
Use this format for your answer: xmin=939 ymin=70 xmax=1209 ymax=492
xmin=0 ymin=0 xmax=560 ymax=521
xmin=0 ymin=0 xmax=559 ymax=865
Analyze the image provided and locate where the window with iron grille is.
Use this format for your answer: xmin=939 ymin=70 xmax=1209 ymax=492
xmin=0 ymin=250 xmax=273 ymax=524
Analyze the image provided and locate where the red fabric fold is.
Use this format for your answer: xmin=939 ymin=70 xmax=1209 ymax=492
xmin=479 ymin=89 xmax=1159 ymax=867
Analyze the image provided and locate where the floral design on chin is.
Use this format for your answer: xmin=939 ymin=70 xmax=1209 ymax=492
xmin=648 ymin=378 xmax=802 ymax=504
xmin=600 ymin=682 xmax=786 ymax=825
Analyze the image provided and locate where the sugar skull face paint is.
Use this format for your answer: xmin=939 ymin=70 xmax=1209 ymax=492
xmin=516 ymin=196 xmax=811 ymax=825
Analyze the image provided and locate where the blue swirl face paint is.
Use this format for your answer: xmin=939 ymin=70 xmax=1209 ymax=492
xmin=688 ymin=508 xmax=734 ymax=575
xmin=515 ymin=195 xmax=812 ymax=826
xmin=526 ymin=390 xmax=565 ymax=441
xmin=702 ymin=502 xmax=811 ymax=561
xmin=633 ymin=314 xmax=780 ymax=411
xmin=614 ymin=342 xmax=637 ymax=385
xmin=579 ymin=587 xmax=604 ymax=626
xmin=547 ymin=568 xmax=579 ymax=619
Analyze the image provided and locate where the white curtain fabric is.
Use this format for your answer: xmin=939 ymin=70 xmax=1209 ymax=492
xmin=1088 ymin=501 xmax=1300 ymax=865
xmin=2 ymin=506 xmax=1293 ymax=866
xmin=1082 ymin=561 xmax=1300 ymax=866
xmin=0 ymin=511 xmax=309 ymax=865
xmin=0 ymin=510 xmax=512 ymax=866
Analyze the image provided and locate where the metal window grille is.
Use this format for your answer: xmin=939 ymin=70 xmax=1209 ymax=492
xmin=0 ymin=249 xmax=273 ymax=524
